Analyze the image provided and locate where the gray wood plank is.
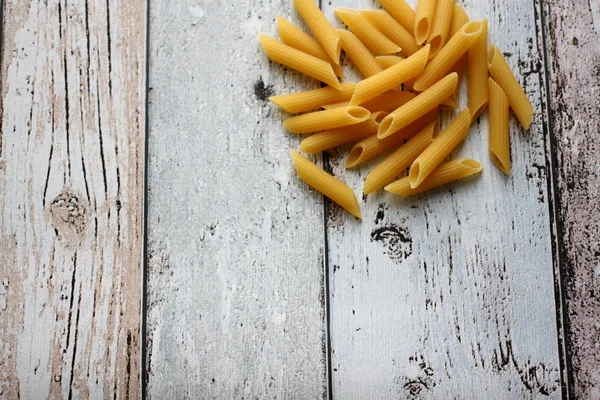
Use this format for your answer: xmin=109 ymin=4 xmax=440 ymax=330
xmin=543 ymin=0 xmax=600 ymax=397
xmin=0 ymin=0 xmax=145 ymax=398
xmin=145 ymin=1 xmax=327 ymax=398
xmin=323 ymin=0 xmax=562 ymax=398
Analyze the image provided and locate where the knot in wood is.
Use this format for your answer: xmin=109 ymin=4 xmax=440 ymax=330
xmin=49 ymin=189 xmax=88 ymax=245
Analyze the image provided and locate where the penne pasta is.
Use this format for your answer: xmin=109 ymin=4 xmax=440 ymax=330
xmin=294 ymin=0 xmax=341 ymax=64
xmin=269 ymin=82 xmax=355 ymax=114
xmin=291 ymin=150 xmax=362 ymax=218
xmin=488 ymin=45 xmax=534 ymax=129
xmin=259 ymin=34 xmax=342 ymax=90
xmin=386 ymin=158 xmax=483 ymax=195
xmin=363 ymin=121 xmax=437 ymax=194
xmin=346 ymin=110 xmax=437 ymax=168
xmin=337 ymin=29 xmax=382 ymax=78
xmin=379 ymin=0 xmax=415 ymax=33
xmin=375 ymin=55 xmax=405 ymax=69
xmin=439 ymin=97 xmax=459 ymax=110
xmin=413 ymin=20 xmax=484 ymax=91
xmin=277 ymin=15 xmax=344 ymax=78
xmin=322 ymin=101 xmax=350 ymax=110
xmin=361 ymin=10 xmax=421 ymax=56
xmin=468 ymin=19 xmax=489 ymax=119
xmin=350 ymin=45 xmax=430 ymax=106
xmin=335 ymin=8 xmax=401 ymax=54
xmin=360 ymin=90 xmax=415 ymax=113
xmin=378 ymin=73 xmax=457 ymax=139
xmin=283 ymin=106 xmax=370 ymax=134
xmin=299 ymin=111 xmax=388 ymax=153
xmin=488 ymin=78 xmax=511 ymax=174
xmin=408 ymin=109 xmax=471 ymax=188
xmin=427 ymin=0 xmax=455 ymax=58
xmin=448 ymin=5 xmax=469 ymax=102
xmin=415 ymin=0 xmax=437 ymax=45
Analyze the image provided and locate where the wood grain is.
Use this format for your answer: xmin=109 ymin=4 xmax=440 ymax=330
xmin=145 ymin=1 xmax=327 ymax=397
xmin=543 ymin=0 xmax=600 ymax=397
xmin=0 ymin=0 xmax=145 ymax=398
xmin=324 ymin=0 xmax=562 ymax=398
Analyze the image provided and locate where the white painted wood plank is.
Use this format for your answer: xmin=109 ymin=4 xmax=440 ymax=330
xmin=323 ymin=0 xmax=561 ymax=398
xmin=0 ymin=0 xmax=145 ymax=398
xmin=145 ymin=1 xmax=327 ymax=397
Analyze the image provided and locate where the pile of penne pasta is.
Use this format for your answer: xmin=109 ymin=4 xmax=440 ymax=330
xmin=260 ymin=0 xmax=533 ymax=220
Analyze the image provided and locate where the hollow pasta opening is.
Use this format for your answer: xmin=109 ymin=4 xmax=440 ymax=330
xmin=464 ymin=21 xmax=483 ymax=35
xmin=416 ymin=19 xmax=429 ymax=43
xmin=346 ymin=146 xmax=364 ymax=168
xmin=489 ymin=152 xmax=508 ymax=174
xmin=347 ymin=107 xmax=370 ymax=120
xmin=378 ymin=116 xmax=393 ymax=138
xmin=409 ymin=162 xmax=421 ymax=188
xmin=488 ymin=45 xmax=497 ymax=66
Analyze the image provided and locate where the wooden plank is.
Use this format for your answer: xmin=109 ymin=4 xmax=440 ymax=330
xmin=0 ymin=0 xmax=145 ymax=398
xmin=145 ymin=1 xmax=327 ymax=397
xmin=323 ymin=0 xmax=562 ymax=397
xmin=543 ymin=0 xmax=600 ymax=397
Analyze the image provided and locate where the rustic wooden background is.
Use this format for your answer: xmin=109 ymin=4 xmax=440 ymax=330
xmin=0 ymin=0 xmax=598 ymax=399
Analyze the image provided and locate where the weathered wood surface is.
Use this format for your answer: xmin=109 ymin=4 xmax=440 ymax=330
xmin=0 ymin=0 xmax=145 ymax=398
xmin=543 ymin=0 xmax=600 ymax=398
xmin=145 ymin=1 xmax=327 ymax=398
xmin=324 ymin=0 xmax=562 ymax=398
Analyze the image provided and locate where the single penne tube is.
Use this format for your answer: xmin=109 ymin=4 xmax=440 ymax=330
xmin=361 ymin=10 xmax=421 ymax=56
xmin=378 ymin=72 xmax=457 ymax=139
xmin=259 ymin=34 xmax=341 ymax=90
xmin=322 ymin=101 xmax=350 ymax=110
xmin=468 ymin=19 xmax=489 ymax=119
xmin=413 ymin=21 xmax=485 ymax=91
xmin=300 ymin=111 xmax=388 ymax=153
xmin=449 ymin=56 xmax=466 ymax=102
xmin=488 ymin=45 xmax=534 ymax=129
xmin=277 ymin=16 xmax=344 ymax=78
xmin=269 ymin=82 xmax=355 ymax=114
xmin=427 ymin=0 xmax=454 ymax=58
xmin=439 ymin=97 xmax=459 ymax=110
xmin=408 ymin=109 xmax=471 ymax=188
xmin=449 ymin=5 xmax=469 ymax=102
xmin=335 ymin=8 xmax=401 ymax=54
xmin=346 ymin=110 xmax=437 ymax=168
xmin=386 ymin=158 xmax=483 ymax=195
xmin=294 ymin=0 xmax=341 ymax=64
xmin=291 ymin=150 xmax=362 ymax=219
xmin=379 ymin=0 xmax=415 ymax=33
xmin=337 ymin=29 xmax=383 ymax=78
xmin=375 ymin=55 xmax=405 ymax=69
xmin=414 ymin=0 xmax=437 ymax=45
xmin=363 ymin=121 xmax=437 ymax=194
xmin=488 ymin=78 xmax=511 ymax=174
xmin=350 ymin=45 xmax=430 ymax=106
xmin=283 ymin=106 xmax=370 ymax=134
xmin=360 ymin=90 xmax=415 ymax=112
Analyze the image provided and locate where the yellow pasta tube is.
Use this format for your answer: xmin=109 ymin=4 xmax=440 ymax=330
xmin=283 ymin=106 xmax=370 ymax=134
xmin=269 ymin=82 xmax=355 ymax=114
xmin=294 ymin=0 xmax=341 ymax=65
xmin=363 ymin=121 xmax=437 ymax=194
xmin=337 ymin=29 xmax=382 ymax=78
xmin=350 ymin=45 xmax=430 ymax=106
xmin=439 ymin=97 xmax=459 ymax=110
xmin=361 ymin=10 xmax=421 ymax=56
xmin=360 ymin=90 xmax=415 ymax=112
xmin=415 ymin=0 xmax=437 ymax=45
xmin=488 ymin=78 xmax=511 ymax=174
xmin=291 ymin=151 xmax=362 ymax=219
xmin=427 ymin=0 xmax=454 ymax=58
xmin=488 ymin=45 xmax=534 ymax=129
xmin=346 ymin=110 xmax=437 ymax=168
xmin=375 ymin=55 xmax=405 ymax=69
xmin=379 ymin=0 xmax=415 ymax=33
xmin=299 ymin=111 xmax=388 ymax=153
xmin=334 ymin=8 xmax=401 ymax=54
xmin=413 ymin=21 xmax=484 ymax=91
xmin=277 ymin=16 xmax=344 ymax=78
xmin=450 ymin=4 xmax=469 ymax=36
xmin=468 ymin=19 xmax=489 ymax=119
xmin=322 ymin=101 xmax=350 ymax=110
xmin=378 ymin=72 xmax=457 ymax=139
xmin=259 ymin=34 xmax=341 ymax=90
xmin=386 ymin=158 xmax=483 ymax=195
xmin=408 ymin=109 xmax=471 ymax=188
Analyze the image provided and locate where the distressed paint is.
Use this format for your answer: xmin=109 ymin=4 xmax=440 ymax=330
xmin=544 ymin=0 xmax=600 ymax=398
xmin=0 ymin=0 xmax=145 ymax=398
xmin=145 ymin=0 xmax=327 ymax=398
xmin=324 ymin=0 xmax=562 ymax=398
